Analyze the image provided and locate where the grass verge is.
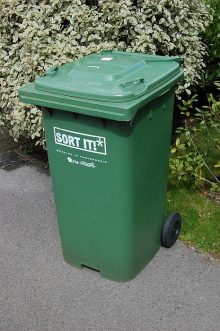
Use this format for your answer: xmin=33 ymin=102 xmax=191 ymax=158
xmin=166 ymin=186 xmax=220 ymax=257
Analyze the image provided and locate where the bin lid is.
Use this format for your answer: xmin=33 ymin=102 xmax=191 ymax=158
xmin=19 ymin=51 xmax=184 ymax=121
xmin=34 ymin=51 xmax=182 ymax=103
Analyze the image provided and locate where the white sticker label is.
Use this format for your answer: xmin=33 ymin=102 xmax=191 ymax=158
xmin=100 ymin=57 xmax=113 ymax=61
xmin=54 ymin=127 xmax=107 ymax=155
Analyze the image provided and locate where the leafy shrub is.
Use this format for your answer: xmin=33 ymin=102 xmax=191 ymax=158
xmin=202 ymin=0 xmax=220 ymax=87
xmin=169 ymin=85 xmax=220 ymax=190
xmin=0 ymin=0 xmax=211 ymax=145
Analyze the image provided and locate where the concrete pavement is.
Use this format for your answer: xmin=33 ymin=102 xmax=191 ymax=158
xmin=0 ymin=165 xmax=220 ymax=331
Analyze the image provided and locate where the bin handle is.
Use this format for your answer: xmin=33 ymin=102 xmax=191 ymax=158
xmin=120 ymin=78 xmax=145 ymax=89
xmin=46 ymin=66 xmax=58 ymax=76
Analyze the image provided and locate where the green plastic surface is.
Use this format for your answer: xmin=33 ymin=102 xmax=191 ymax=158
xmin=19 ymin=50 xmax=183 ymax=121
xmin=42 ymin=90 xmax=175 ymax=281
xmin=18 ymin=51 xmax=184 ymax=281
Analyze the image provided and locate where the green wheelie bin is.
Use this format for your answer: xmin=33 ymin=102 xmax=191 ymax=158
xmin=19 ymin=51 xmax=184 ymax=282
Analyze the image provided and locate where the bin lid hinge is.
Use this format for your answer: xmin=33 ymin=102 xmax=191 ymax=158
xmin=101 ymin=118 xmax=107 ymax=127
xmin=48 ymin=108 xmax=54 ymax=117
xmin=73 ymin=112 xmax=78 ymax=120
xmin=163 ymin=99 xmax=166 ymax=112
xmin=148 ymin=109 xmax=153 ymax=120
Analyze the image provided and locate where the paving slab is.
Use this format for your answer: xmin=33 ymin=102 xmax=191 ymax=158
xmin=0 ymin=165 xmax=220 ymax=331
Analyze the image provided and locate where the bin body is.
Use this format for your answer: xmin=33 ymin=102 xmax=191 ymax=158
xmin=19 ymin=51 xmax=183 ymax=281
xmin=42 ymin=90 xmax=174 ymax=281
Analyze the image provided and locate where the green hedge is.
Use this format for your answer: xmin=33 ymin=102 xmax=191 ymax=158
xmin=0 ymin=0 xmax=211 ymax=145
xmin=202 ymin=0 xmax=220 ymax=86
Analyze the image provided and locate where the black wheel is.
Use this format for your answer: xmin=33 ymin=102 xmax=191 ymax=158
xmin=161 ymin=213 xmax=181 ymax=248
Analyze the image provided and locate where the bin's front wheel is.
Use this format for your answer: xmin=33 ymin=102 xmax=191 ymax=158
xmin=161 ymin=213 xmax=181 ymax=248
